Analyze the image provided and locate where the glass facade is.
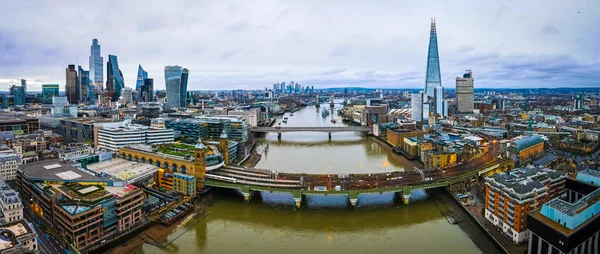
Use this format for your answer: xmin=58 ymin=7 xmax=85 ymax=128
xmin=141 ymin=78 xmax=154 ymax=102
xmin=107 ymin=55 xmax=125 ymax=102
xmin=136 ymin=64 xmax=148 ymax=92
xmin=425 ymin=20 xmax=441 ymax=98
xmin=164 ymin=65 xmax=189 ymax=108
xmin=42 ymin=84 xmax=59 ymax=104
xmin=89 ymin=39 xmax=103 ymax=104
xmin=78 ymin=66 xmax=89 ymax=103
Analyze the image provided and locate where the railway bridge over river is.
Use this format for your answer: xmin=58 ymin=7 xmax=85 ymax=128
xmin=203 ymin=142 xmax=512 ymax=208
xmin=249 ymin=126 xmax=372 ymax=138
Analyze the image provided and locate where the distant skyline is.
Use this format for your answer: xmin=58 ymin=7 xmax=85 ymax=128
xmin=0 ymin=0 xmax=599 ymax=92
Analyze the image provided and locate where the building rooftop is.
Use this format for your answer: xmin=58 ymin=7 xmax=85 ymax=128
xmin=18 ymin=159 xmax=104 ymax=182
xmin=487 ymin=166 xmax=567 ymax=196
xmin=0 ymin=222 xmax=33 ymax=251
xmin=87 ymin=158 xmax=158 ymax=183
xmin=576 ymin=169 xmax=600 ymax=186
xmin=511 ymin=135 xmax=544 ymax=151
xmin=0 ymin=180 xmax=20 ymax=205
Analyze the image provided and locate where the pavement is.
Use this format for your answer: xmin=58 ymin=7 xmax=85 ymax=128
xmin=465 ymin=185 xmax=528 ymax=254
xmin=23 ymin=206 xmax=67 ymax=254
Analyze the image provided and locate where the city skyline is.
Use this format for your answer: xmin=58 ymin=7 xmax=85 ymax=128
xmin=0 ymin=1 xmax=599 ymax=92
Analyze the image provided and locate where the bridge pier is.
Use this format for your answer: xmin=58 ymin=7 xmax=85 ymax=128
xmin=293 ymin=190 xmax=302 ymax=209
xmin=277 ymin=133 xmax=281 ymax=140
xmin=242 ymin=186 xmax=254 ymax=203
xmin=349 ymin=191 xmax=358 ymax=209
xmin=401 ymin=187 xmax=411 ymax=205
xmin=328 ymin=132 xmax=332 ymax=140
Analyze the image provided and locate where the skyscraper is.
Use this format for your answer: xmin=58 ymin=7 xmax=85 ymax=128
xmin=425 ymin=18 xmax=441 ymax=98
xmin=66 ymin=64 xmax=79 ymax=104
xmin=78 ymin=66 xmax=89 ymax=103
xmin=456 ymin=70 xmax=474 ymax=114
xmin=411 ymin=92 xmax=425 ymax=121
xmin=141 ymin=78 xmax=154 ymax=102
xmin=164 ymin=65 xmax=189 ymax=108
xmin=106 ymin=55 xmax=125 ymax=102
xmin=433 ymin=85 xmax=444 ymax=116
xmin=21 ymin=79 xmax=26 ymax=95
xmin=89 ymin=39 xmax=103 ymax=93
xmin=136 ymin=64 xmax=148 ymax=92
xmin=42 ymin=84 xmax=59 ymax=104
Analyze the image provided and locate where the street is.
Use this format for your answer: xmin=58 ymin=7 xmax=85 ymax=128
xmin=23 ymin=206 xmax=67 ymax=254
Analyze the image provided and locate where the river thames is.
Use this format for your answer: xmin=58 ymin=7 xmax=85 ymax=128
xmin=131 ymin=105 xmax=490 ymax=254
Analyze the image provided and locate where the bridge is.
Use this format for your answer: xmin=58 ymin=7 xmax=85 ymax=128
xmin=203 ymin=141 xmax=513 ymax=209
xmin=250 ymin=126 xmax=371 ymax=138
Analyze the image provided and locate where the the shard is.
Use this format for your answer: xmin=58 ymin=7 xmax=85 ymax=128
xmin=425 ymin=18 xmax=441 ymax=98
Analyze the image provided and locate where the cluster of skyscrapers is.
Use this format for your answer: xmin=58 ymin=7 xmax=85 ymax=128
xmin=411 ymin=19 xmax=475 ymax=121
xmin=55 ymin=39 xmax=189 ymax=107
xmin=272 ymin=81 xmax=314 ymax=94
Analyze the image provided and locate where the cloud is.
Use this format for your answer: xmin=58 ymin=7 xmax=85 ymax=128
xmin=542 ymin=24 xmax=559 ymax=34
xmin=0 ymin=0 xmax=598 ymax=91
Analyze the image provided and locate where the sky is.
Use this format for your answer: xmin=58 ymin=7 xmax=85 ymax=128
xmin=0 ymin=0 xmax=599 ymax=92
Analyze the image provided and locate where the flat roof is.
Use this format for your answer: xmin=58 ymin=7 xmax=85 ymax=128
xmin=87 ymin=158 xmax=158 ymax=182
xmin=19 ymin=159 xmax=103 ymax=182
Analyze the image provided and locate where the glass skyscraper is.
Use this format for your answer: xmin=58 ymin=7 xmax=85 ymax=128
xmin=66 ymin=64 xmax=79 ymax=104
xmin=89 ymin=39 xmax=103 ymax=92
xmin=164 ymin=65 xmax=189 ymax=108
xmin=42 ymin=84 xmax=59 ymax=104
xmin=141 ymin=78 xmax=154 ymax=102
xmin=425 ymin=18 xmax=441 ymax=98
xmin=136 ymin=64 xmax=148 ymax=92
xmin=107 ymin=55 xmax=125 ymax=102
xmin=78 ymin=66 xmax=89 ymax=103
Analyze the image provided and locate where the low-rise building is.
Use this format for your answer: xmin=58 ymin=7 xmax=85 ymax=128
xmin=0 ymin=221 xmax=38 ymax=253
xmin=423 ymin=151 xmax=457 ymax=169
xmin=527 ymin=169 xmax=600 ymax=254
xmin=0 ymin=180 xmax=23 ymax=225
xmin=485 ymin=166 xmax=567 ymax=244
xmin=16 ymin=159 xmax=145 ymax=251
xmin=386 ymin=129 xmax=424 ymax=147
xmin=97 ymin=124 xmax=174 ymax=152
xmin=0 ymin=154 xmax=20 ymax=181
xmin=508 ymin=135 xmax=545 ymax=164
xmin=173 ymin=173 xmax=195 ymax=197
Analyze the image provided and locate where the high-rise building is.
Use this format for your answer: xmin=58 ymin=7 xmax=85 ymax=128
xmin=20 ymin=79 xmax=26 ymax=95
xmin=164 ymin=65 xmax=189 ymax=108
xmin=425 ymin=18 xmax=442 ymax=98
xmin=122 ymin=87 xmax=133 ymax=105
xmin=411 ymin=92 xmax=424 ymax=121
xmin=106 ymin=55 xmax=125 ymax=102
xmin=78 ymin=66 xmax=89 ymax=103
xmin=11 ymin=86 xmax=25 ymax=106
xmin=89 ymin=39 xmax=103 ymax=91
xmin=65 ymin=64 xmax=79 ymax=104
xmin=433 ymin=85 xmax=444 ymax=116
xmin=42 ymin=84 xmax=59 ymax=104
xmin=141 ymin=78 xmax=154 ymax=102
xmin=135 ymin=64 xmax=148 ymax=93
xmin=456 ymin=70 xmax=474 ymax=114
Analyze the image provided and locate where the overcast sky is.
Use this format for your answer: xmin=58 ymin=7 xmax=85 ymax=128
xmin=0 ymin=0 xmax=598 ymax=92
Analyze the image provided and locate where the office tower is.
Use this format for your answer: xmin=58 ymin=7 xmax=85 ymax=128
xmin=442 ymin=100 xmax=448 ymax=117
xmin=273 ymin=83 xmax=278 ymax=92
xmin=141 ymin=78 xmax=154 ymax=102
xmin=77 ymin=66 xmax=89 ymax=103
xmin=280 ymin=82 xmax=286 ymax=93
xmin=136 ymin=64 xmax=148 ymax=92
xmin=573 ymin=94 xmax=583 ymax=110
xmin=456 ymin=70 xmax=474 ymax=114
xmin=425 ymin=18 xmax=442 ymax=98
xmin=42 ymin=84 xmax=59 ymax=104
xmin=106 ymin=55 xmax=125 ymax=102
xmin=88 ymin=39 xmax=102 ymax=105
xmin=11 ymin=86 xmax=25 ymax=106
xmin=122 ymin=87 xmax=133 ymax=105
xmin=411 ymin=92 xmax=424 ymax=121
xmin=433 ymin=85 xmax=444 ymax=116
xmin=20 ymin=79 xmax=26 ymax=94
xmin=164 ymin=65 xmax=189 ymax=108
xmin=65 ymin=64 xmax=79 ymax=104
xmin=89 ymin=39 xmax=103 ymax=94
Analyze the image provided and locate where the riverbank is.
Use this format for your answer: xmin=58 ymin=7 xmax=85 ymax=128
xmin=107 ymin=197 xmax=209 ymax=254
xmin=432 ymin=189 xmax=505 ymax=254
xmin=367 ymin=135 xmax=423 ymax=170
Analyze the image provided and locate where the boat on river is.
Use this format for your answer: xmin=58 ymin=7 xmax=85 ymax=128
xmin=321 ymin=108 xmax=329 ymax=117
xmin=331 ymin=119 xmax=337 ymax=123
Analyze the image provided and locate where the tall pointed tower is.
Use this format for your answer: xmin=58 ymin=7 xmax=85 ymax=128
xmin=425 ymin=18 xmax=442 ymax=98
xmin=219 ymin=130 xmax=229 ymax=165
xmin=194 ymin=136 xmax=206 ymax=183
